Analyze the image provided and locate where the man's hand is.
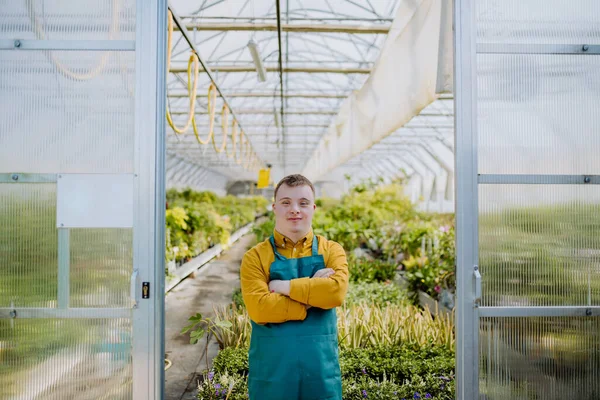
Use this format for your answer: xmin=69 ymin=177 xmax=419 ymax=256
xmin=269 ymin=280 xmax=291 ymax=296
xmin=313 ymin=268 xmax=335 ymax=278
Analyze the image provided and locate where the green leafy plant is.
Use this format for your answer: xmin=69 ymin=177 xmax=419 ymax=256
xmin=403 ymin=225 xmax=455 ymax=302
xmin=212 ymin=347 xmax=249 ymax=377
xmin=344 ymin=282 xmax=409 ymax=306
xmin=197 ymin=370 xmax=248 ymax=400
xmin=182 ymin=313 xmax=233 ymax=371
xmin=251 ymin=217 xmax=274 ymax=243
xmin=348 ymin=256 xmax=398 ymax=283
xmin=209 ymin=302 xmax=453 ymax=352
xmin=337 ymin=303 xmax=454 ymax=350
xmin=212 ymin=304 xmax=252 ymax=349
xmin=166 ymin=189 xmax=268 ymax=264
xmin=204 ymin=344 xmax=455 ymax=400
xmin=231 ymin=288 xmax=245 ymax=309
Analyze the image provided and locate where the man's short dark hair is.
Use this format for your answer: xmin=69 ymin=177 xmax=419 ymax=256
xmin=274 ymin=174 xmax=315 ymax=200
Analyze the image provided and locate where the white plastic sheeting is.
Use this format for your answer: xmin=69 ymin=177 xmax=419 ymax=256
xmin=302 ymin=0 xmax=453 ymax=182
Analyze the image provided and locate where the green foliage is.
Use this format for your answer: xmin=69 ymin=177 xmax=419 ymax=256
xmin=231 ymin=287 xmax=245 ymax=309
xmin=251 ymin=217 xmax=275 ymax=243
xmin=197 ymin=370 xmax=249 ymax=400
xmin=181 ymin=313 xmax=232 ymax=345
xmin=348 ymin=255 xmax=398 ymax=283
xmin=166 ymin=189 xmax=268 ymax=263
xmin=403 ymin=225 xmax=455 ymax=302
xmin=345 ymin=282 xmax=409 ymax=306
xmin=203 ymin=345 xmax=455 ymax=400
xmin=212 ymin=347 xmax=249 ymax=376
xmin=312 ymin=183 xmax=417 ymax=251
xmin=342 ymin=374 xmax=454 ymax=400
xmin=339 ymin=345 xmax=454 ymax=382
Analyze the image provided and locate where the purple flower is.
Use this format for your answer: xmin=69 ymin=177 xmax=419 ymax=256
xmin=425 ymin=394 xmax=432 ymax=399
xmin=208 ymin=371 xmax=214 ymax=381
xmin=362 ymin=389 xmax=368 ymax=398
xmin=362 ymin=368 xmax=367 ymax=375
xmin=414 ymin=393 xmax=421 ymax=399
xmin=214 ymin=384 xmax=221 ymax=389
xmin=434 ymin=285 xmax=441 ymax=293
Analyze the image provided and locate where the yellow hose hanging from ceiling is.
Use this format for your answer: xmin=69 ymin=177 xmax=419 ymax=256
xmin=165 ymin=9 xmax=261 ymax=169
xmin=234 ymin=127 xmax=244 ymax=165
xmin=212 ymin=104 xmax=228 ymax=153
xmin=191 ymin=83 xmax=216 ymax=144
xmin=26 ymin=0 xmax=119 ymax=81
xmin=226 ymin=119 xmax=238 ymax=159
xmin=165 ymin=10 xmax=199 ymax=135
xmin=165 ymin=53 xmax=199 ymax=134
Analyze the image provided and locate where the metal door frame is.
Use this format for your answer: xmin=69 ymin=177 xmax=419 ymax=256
xmin=133 ymin=0 xmax=167 ymax=398
xmin=0 ymin=0 xmax=166 ymax=398
xmin=454 ymin=0 xmax=479 ymax=398
xmin=455 ymin=1 xmax=600 ymax=398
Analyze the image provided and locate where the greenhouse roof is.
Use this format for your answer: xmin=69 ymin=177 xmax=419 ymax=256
xmin=166 ymin=0 xmax=454 ymax=205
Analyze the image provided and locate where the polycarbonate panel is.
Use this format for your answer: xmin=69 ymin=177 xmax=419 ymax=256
xmin=70 ymin=229 xmax=133 ymax=308
xmin=479 ymin=185 xmax=600 ymax=307
xmin=476 ymin=0 xmax=600 ymax=44
xmin=0 ymin=183 xmax=58 ymax=308
xmin=477 ymin=54 xmax=600 ymax=175
xmin=0 ymin=0 xmax=136 ymax=40
xmin=0 ymin=318 xmax=132 ymax=399
xmin=480 ymin=317 xmax=600 ymax=399
xmin=0 ymin=50 xmax=135 ymax=174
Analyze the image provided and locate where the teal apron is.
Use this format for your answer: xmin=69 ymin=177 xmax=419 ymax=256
xmin=248 ymin=235 xmax=342 ymax=400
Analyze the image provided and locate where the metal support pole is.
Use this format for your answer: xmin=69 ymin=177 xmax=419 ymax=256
xmin=454 ymin=0 xmax=479 ymax=396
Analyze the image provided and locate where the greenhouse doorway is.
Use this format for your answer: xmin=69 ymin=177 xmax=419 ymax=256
xmin=0 ymin=1 xmax=166 ymax=399
xmin=455 ymin=1 xmax=600 ymax=399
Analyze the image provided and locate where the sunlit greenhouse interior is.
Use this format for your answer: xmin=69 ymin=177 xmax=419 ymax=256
xmin=1 ymin=0 xmax=599 ymax=399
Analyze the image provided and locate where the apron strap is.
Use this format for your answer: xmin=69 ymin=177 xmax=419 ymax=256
xmin=311 ymin=234 xmax=318 ymax=256
xmin=269 ymin=236 xmax=287 ymax=261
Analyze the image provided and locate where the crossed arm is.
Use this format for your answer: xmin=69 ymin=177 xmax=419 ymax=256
xmin=240 ymin=242 xmax=349 ymax=325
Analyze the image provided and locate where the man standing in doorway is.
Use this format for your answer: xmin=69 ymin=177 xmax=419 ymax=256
xmin=241 ymin=174 xmax=349 ymax=400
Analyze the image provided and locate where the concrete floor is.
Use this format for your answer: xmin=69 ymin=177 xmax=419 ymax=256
xmin=164 ymin=233 xmax=255 ymax=400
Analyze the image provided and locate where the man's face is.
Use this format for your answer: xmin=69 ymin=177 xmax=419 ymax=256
xmin=272 ymin=184 xmax=316 ymax=236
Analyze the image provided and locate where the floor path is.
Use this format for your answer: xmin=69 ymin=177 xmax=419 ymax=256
xmin=165 ymin=233 xmax=255 ymax=400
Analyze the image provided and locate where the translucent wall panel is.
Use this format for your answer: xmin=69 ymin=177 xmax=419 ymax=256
xmin=477 ymin=0 xmax=600 ymax=44
xmin=0 ymin=318 xmax=132 ymax=400
xmin=0 ymin=50 xmax=135 ymax=174
xmin=477 ymin=54 xmax=600 ymax=175
xmin=480 ymin=317 xmax=600 ymax=400
xmin=0 ymin=0 xmax=136 ymax=40
xmin=0 ymin=183 xmax=58 ymax=308
xmin=70 ymin=229 xmax=133 ymax=308
xmin=479 ymin=184 xmax=600 ymax=307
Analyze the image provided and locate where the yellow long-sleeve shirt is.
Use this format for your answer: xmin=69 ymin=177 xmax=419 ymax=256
xmin=240 ymin=229 xmax=348 ymax=325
